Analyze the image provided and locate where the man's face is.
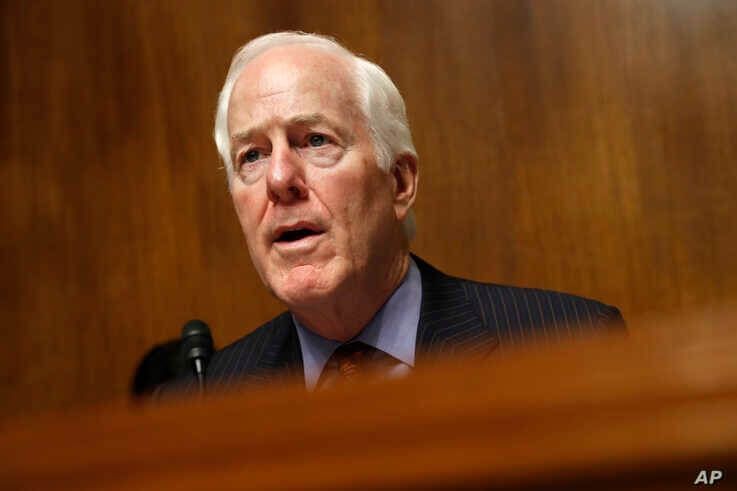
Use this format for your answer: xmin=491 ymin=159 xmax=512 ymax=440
xmin=227 ymin=46 xmax=403 ymax=309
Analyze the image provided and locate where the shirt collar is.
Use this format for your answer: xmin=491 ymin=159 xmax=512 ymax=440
xmin=293 ymin=257 xmax=422 ymax=391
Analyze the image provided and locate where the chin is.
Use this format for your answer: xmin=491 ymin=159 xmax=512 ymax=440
xmin=270 ymin=264 xmax=342 ymax=307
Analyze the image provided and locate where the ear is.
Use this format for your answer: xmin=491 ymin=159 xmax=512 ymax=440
xmin=391 ymin=153 xmax=419 ymax=222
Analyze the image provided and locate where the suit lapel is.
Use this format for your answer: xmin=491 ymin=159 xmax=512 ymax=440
xmin=413 ymin=255 xmax=499 ymax=361
xmin=252 ymin=312 xmax=304 ymax=381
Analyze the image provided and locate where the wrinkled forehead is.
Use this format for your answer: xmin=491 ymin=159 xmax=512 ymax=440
xmin=228 ymin=45 xmax=363 ymax=129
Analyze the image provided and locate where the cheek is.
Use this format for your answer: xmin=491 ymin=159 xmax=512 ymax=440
xmin=331 ymin=172 xmax=393 ymax=242
xmin=232 ymin=189 xmax=271 ymax=276
xmin=231 ymin=186 xmax=264 ymax=240
xmin=232 ymin=193 xmax=250 ymax=228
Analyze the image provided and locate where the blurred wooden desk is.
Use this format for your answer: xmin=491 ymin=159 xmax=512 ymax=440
xmin=2 ymin=309 xmax=736 ymax=490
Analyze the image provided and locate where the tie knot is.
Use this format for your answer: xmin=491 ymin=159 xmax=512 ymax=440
xmin=332 ymin=342 xmax=374 ymax=377
xmin=317 ymin=342 xmax=399 ymax=390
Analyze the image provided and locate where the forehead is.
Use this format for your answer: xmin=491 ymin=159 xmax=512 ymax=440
xmin=228 ymin=45 xmax=361 ymax=133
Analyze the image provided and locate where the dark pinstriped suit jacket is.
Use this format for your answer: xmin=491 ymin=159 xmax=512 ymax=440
xmin=171 ymin=255 xmax=624 ymax=392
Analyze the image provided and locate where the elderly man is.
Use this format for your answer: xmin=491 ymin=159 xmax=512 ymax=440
xmin=174 ymin=31 xmax=623 ymax=392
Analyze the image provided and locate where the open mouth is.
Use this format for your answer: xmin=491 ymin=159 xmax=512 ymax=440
xmin=272 ymin=221 xmax=326 ymax=245
xmin=275 ymin=228 xmax=322 ymax=243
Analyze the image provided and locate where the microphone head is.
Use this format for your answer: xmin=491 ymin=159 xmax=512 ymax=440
xmin=181 ymin=319 xmax=214 ymax=362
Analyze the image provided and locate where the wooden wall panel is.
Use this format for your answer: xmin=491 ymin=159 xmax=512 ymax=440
xmin=2 ymin=0 xmax=736 ymax=419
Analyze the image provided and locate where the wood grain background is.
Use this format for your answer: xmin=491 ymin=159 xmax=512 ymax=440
xmin=2 ymin=0 xmax=736 ymax=420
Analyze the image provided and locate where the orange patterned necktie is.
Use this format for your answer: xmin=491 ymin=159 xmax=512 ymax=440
xmin=318 ymin=342 xmax=378 ymax=388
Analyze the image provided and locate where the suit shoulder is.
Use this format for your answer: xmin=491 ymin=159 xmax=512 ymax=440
xmin=457 ymin=276 xmax=625 ymax=338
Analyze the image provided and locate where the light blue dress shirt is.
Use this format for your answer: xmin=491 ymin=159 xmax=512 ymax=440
xmin=293 ymin=258 xmax=422 ymax=391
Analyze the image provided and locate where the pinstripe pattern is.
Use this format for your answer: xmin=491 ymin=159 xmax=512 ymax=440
xmin=161 ymin=255 xmax=624 ymax=395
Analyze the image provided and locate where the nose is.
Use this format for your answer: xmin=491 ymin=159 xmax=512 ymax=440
xmin=265 ymin=143 xmax=308 ymax=204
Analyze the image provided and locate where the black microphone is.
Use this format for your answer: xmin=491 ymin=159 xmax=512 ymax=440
xmin=180 ymin=319 xmax=214 ymax=393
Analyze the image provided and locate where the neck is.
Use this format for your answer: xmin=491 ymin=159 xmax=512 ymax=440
xmin=292 ymin=251 xmax=411 ymax=342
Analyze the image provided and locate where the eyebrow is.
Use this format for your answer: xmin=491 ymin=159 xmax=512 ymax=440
xmin=230 ymin=113 xmax=353 ymax=146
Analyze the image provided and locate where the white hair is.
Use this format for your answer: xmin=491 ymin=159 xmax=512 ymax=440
xmin=213 ymin=31 xmax=418 ymax=240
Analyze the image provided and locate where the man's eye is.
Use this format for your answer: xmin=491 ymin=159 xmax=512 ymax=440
xmin=308 ymin=134 xmax=326 ymax=147
xmin=243 ymin=149 xmax=261 ymax=163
